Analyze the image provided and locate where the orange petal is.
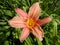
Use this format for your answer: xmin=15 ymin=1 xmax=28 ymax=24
xmin=31 ymin=25 xmax=44 ymax=41
xmin=37 ymin=17 xmax=52 ymax=25
xmin=28 ymin=2 xmax=41 ymax=20
xmin=8 ymin=16 xmax=26 ymax=28
xmin=20 ymin=28 xmax=30 ymax=42
xmin=16 ymin=8 xmax=28 ymax=19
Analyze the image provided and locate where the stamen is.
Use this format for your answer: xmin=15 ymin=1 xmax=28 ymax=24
xmin=26 ymin=18 xmax=35 ymax=28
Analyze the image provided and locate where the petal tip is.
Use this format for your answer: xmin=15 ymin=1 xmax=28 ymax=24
xmin=35 ymin=2 xmax=39 ymax=4
xmin=39 ymin=37 xmax=43 ymax=41
xmin=35 ymin=2 xmax=40 ymax=6
xmin=16 ymin=8 xmax=19 ymax=10
xmin=20 ymin=38 xmax=24 ymax=42
xmin=48 ymin=17 xmax=52 ymax=22
xmin=8 ymin=20 xmax=11 ymax=25
xmin=40 ymin=38 xmax=43 ymax=41
xmin=15 ymin=8 xmax=20 ymax=12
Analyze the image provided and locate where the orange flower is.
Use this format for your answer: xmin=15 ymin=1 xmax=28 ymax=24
xmin=8 ymin=2 xmax=52 ymax=42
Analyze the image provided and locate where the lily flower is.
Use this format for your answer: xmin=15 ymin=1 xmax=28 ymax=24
xmin=8 ymin=2 xmax=52 ymax=42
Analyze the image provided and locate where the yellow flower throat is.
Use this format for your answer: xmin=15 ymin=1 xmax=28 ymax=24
xmin=26 ymin=18 xmax=35 ymax=28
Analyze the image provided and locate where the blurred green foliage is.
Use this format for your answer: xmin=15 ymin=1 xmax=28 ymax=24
xmin=0 ymin=0 xmax=60 ymax=45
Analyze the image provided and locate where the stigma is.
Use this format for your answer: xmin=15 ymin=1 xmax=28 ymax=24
xmin=26 ymin=18 xmax=36 ymax=28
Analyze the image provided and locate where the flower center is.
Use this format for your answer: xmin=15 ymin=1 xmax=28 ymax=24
xmin=26 ymin=18 xmax=35 ymax=28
